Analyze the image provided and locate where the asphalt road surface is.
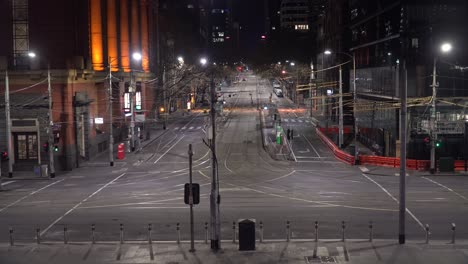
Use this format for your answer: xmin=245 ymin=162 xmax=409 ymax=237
xmin=1 ymin=72 xmax=468 ymax=244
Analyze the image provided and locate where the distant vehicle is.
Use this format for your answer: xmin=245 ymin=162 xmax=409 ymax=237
xmin=274 ymin=88 xmax=283 ymax=97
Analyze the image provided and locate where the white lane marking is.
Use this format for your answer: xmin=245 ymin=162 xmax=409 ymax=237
xmin=359 ymin=166 xmax=369 ymax=172
xmin=1 ymin=181 xmax=16 ymax=186
xmin=421 ymin=177 xmax=468 ymax=201
xmin=264 ymin=170 xmax=296 ymax=183
xmin=181 ymin=127 xmax=186 ymax=130
xmin=0 ymin=179 xmax=65 ymax=213
xmin=189 ymin=126 xmax=194 ymax=130
xmin=153 ymin=136 xmax=185 ymax=164
xmin=305 ymin=120 xmax=311 ymax=123
xmin=302 ymin=135 xmax=321 ymax=157
xmin=395 ymin=173 xmax=409 ymax=177
xmin=317 ymin=246 xmax=329 ymax=256
xmin=291 ymin=119 xmax=296 ymax=122
xmin=197 ymin=126 xmax=202 ymax=129
xmin=174 ymin=127 xmax=179 ymax=130
xmin=362 ymin=173 xmax=425 ymax=231
xmin=298 ymin=120 xmax=303 ymax=123
xmin=40 ymin=173 xmax=126 ymax=236
xmin=284 ymin=118 xmax=289 ymax=122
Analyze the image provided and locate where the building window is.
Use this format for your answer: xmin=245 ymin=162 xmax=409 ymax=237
xmin=295 ymin=24 xmax=309 ymax=30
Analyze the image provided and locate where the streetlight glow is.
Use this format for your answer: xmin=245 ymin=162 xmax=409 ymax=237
xmin=28 ymin=52 xmax=36 ymax=58
xmin=324 ymin=50 xmax=332 ymax=55
xmin=200 ymin=57 xmax=207 ymax=66
xmin=290 ymin=62 xmax=295 ymax=66
xmin=440 ymin=42 xmax=452 ymax=53
xmin=177 ymin=56 xmax=184 ymax=64
xmin=132 ymin=52 xmax=142 ymax=61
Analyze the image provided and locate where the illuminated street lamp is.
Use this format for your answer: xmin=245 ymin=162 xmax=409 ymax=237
xmin=177 ymin=56 xmax=184 ymax=64
xmin=132 ymin=52 xmax=142 ymax=61
xmin=28 ymin=52 xmax=36 ymax=58
xmin=200 ymin=57 xmax=208 ymax=66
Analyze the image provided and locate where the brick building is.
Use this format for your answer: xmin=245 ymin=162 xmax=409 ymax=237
xmin=0 ymin=0 xmax=157 ymax=173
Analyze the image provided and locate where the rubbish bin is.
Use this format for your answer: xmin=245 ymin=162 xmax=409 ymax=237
xmin=238 ymin=219 xmax=255 ymax=251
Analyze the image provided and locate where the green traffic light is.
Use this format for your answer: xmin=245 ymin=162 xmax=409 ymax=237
xmin=436 ymin=142 xmax=441 ymax=148
xmin=54 ymin=146 xmax=59 ymax=152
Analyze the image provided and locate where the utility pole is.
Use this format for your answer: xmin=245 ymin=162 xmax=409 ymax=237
xmin=352 ymin=54 xmax=359 ymax=164
xmin=209 ymin=74 xmax=220 ymax=251
xmin=130 ymin=71 xmax=135 ymax=151
xmin=108 ymin=59 xmax=114 ymax=166
xmin=430 ymin=58 xmax=438 ymax=174
xmin=338 ymin=66 xmax=344 ymax=148
xmin=47 ymin=68 xmax=55 ymax=178
xmin=188 ymin=144 xmax=195 ymax=252
xmin=399 ymin=60 xmax=407 ymax=244
xmin=5 ymin=71 xmax=13 ymax=177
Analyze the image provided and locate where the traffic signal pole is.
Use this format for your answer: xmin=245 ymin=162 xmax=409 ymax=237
xmin=47 ymin=68 xmax=55 ymax=178
xmin=210 ymin=75 xmax=220 ymax=251
xmin=5 ymin=71 xmax=13 ymax=177
xmin=430 ymin=58 xmax=438 ymax=174
xmin=108 ymin=58 xmax=114 ymax=166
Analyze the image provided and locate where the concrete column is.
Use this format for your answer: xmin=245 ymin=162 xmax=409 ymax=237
xmin=90 ymin=0 xmax=104 ymax=71
xmin=141 ymin=0 xmax=150 ymax=72
xmin=120 ymin=0 xmax=130 ymax=72
xmin=131 ymin=0 xmax=141 ymax=69
xmin=107 ymin=0 xmax=118 ymax=71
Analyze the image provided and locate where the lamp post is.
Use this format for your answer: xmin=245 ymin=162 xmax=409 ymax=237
xmin=430 ymin=42 xmax=452 ymax=174
xmin=200 ymin=57 xmax=221 ymax=251
xmin=324 ymin=50 xmax=356 ymax=153
xmin=108 ymin=57 xmax=115 ymax=166
xmin=129 ymin=52 xmax=142 ymax=151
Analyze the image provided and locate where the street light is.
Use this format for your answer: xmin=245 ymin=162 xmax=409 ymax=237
xmin=129 ymin=52 xmax=142 ymax=151
xmin=177 ymin=56 xmax=184 ymax=64
xmin=28 ymin=52 xmax=36 ymax=58
xmin=132 ymin=52 xmax=142 ymax=61
xmin=324 ymin=50 xmax=355 ymax=151
xmin=430 ymin=42 xmax=453 ymax=174
xmin=200 ymin=57 xmax=221 ymax=251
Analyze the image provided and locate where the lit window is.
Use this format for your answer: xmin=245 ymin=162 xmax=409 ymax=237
xmin=187 ymin=4 xmax=194 ymax=8
xmin=294 ymin=24 xmax=309 ymax=30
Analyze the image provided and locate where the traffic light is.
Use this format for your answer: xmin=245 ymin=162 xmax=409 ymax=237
xmin=53 ymin=145 xmax=59 ymax=152
xmin=43 ymin=142 xmax=49 ymax=152
xmin=1 ymin=151 xmax=8 ymax=161
xmin=435 ymin=140 xmax=442 ymax=148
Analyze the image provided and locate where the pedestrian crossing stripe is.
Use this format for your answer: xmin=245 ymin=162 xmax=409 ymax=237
xmin=189 ymin=126 xmax=194 ymax=129
xmin=298 ymin=120 xmax=303 ymax=122
xmin=174 ymin=126 xmax=203 ymax=130
xmin=197 ymin=126 xmax=202 ymax=129
xmin=284 ymin=118 xmax=289 ymax=122
xmin=291 ymin=119 xmax=296 ymax=122
xmin=181 ymin=127 xmax=186 ymax=130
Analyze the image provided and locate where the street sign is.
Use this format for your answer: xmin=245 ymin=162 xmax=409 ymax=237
xmin=184 ymin=183 xmax=200 ymax=205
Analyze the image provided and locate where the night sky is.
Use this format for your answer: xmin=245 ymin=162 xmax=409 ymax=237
xmin=233 ymin=0 xmax=266 ymax=58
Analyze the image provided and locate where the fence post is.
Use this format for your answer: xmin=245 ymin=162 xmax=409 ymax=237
xmin=148 ymin=224 xmax=152 ymax=244
xmin=91 ymin=224 xmax=96 ymax=244
xmin=451 ymin=223 xmax=456 ymax=244
xmin=64 ymin=225 xmax=68 ymax=244
xmin=176 ymin=223 xmax=180 ymax=244
xmin=425 ymin=224 xmax=430 ymax=244
xmin=36 ymin=228 xmax=41 ymax=244
xmin=204 ymin=222 xmax=208 ymax=244
xmin=259 ymin=221 xmax=264 ymax=243
xmin=341 ymin=221 xmax=346 ymax=242
xmin=120 ymin=224 xmax=124 ymax=244
xmin=232 ymin=221 xmax=236 ymax=243
xmin=369 ymin=221 xmax=373 ymax=242
xmin=314 ymin=221 xmax=318 ymax=242
xmin=286 ymin=221 xmax=291 ymax=242
xmin=9 ymin=227 xmax=14 ymax=246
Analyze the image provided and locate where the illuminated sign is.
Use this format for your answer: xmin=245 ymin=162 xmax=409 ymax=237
xmin=94 ymin=117 xmax=104 ymax=124
xmin=124 ymin=92 xmax=130 ymax=112
xmin=135 ymin=91 xmax=142 ymax=110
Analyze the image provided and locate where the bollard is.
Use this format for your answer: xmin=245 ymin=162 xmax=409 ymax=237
xmin=148 ymin=224 xmax=152 ymax=244
xmin=64 ymin=225 xmax=68 ymax=244
xmin=425 ymin=224 xmax=430 ymax=244
xmin=259 ymin=221 xmax=264 ymax=243
xmin=176 ymin=223 xmax=180 ymax=244
xmin=36 ymin=228 xmax=41 ymax=244
xmin=204 ymin=222 xmax=208 ymax=244
xmin=232 ymin=221 xmax=236 ymax=243
xmin=369 ymin=221 xmax=373 ymax=242
xmin=451 ymin=223 xmax=456 ymax=244
xmin=120 ymin=224 xmax=124 ymax=244
xmin=9 ymin=227 xmax=14 ymax=246
xmin=341 ymin=221 xmax=346 ymax=242
xmin=286 ymin=221 xmax=291 ymax=242
xmin=314 ymin=221 xmax=318 ymax=242
xmin=91 ymin=224 xmax=96 ymax=244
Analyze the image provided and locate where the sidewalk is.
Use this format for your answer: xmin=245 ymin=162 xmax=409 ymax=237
xmin=2 ymin=239 xmax=468 ymax=264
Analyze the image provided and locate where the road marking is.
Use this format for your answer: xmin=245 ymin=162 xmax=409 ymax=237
xmin=291 ymin=119 xmax=296 ymax=122
xmin=284 ymin=118 xmax=289 ymax=122
xmin=174 ymin=127 xmax=179 ymax=130
xmin=189 ymin=126 xmax=194 ymax=130
xmin=40 ymin=173 xmax=126 ymax=236
xmin=181 ymin=127 xmax=186 ymax=130
xmin=298 ymin=148 xmax=310 ymax=154
xmin=264 ymin=170 xmax=296 ymax=183
xmin=197 ymin=126 xmax=202 ymax=129
xmin=394 ymin=173 xmax=409 ymax=177
xmin=1 ymin=181 xmax=16 ymax=186
xmin=298 ymin=120 xmax=303 ymax=123
xmin=359 ymin=166 xmax=369 ymax=172
xmin=317 ymin=246 xmax=329 ymax=256
xmin=0 ymin=179 xmax=65 ymax=213
xmin=361 ymin=173 xmax=425 ymax=232
xmin=153 ymin=136 xmax=185 ymax=164
xmin=421 ymin=177 xmax=468 ymax=201
xmin=302 ymin=135 xmax=321 ymax=157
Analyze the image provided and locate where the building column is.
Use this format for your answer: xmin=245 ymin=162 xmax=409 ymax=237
xmin=107 ymin=0 xmax=118 ymax=71
xmin=90 ymin=0 xmax=104 ymax=71
xmin=141 ymin=0 xmax=150 ymax=72
xmin=120 ymin=0 xmax=130 ymax=72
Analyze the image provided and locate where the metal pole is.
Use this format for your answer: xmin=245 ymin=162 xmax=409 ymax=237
xmin=188 ymin=144 xmax=195 ymax=252
xmin=430 ymin=57 xmax=437 ymax=174
xmin=353 ymin=54 xmax=359 ymax=164
xmin=47 ymin=68 xmax=56 ymax=178
xmin=5 ymin=71 xmax=13 ymax=177
xmin=108 ymin=59 xmax=114 ymax=166
xmin=399 ymin=61 xmax=407 ymax=244
xmin=339 ymin=66 xmax=344 ymax=148
xmin=210 ymin=74 xmax=220 ymax=251
xmin=130 ymin=71 xmax=135 ymax=151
